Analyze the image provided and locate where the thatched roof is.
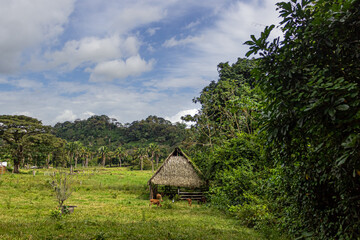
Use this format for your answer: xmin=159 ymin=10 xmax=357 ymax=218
xmin=148 ymin=148 xmax=205 ymax=188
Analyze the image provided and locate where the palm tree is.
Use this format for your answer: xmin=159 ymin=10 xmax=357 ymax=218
xmin=66 ymin=142 xmax=77 ymax=168
xmin=115 ymin=146 xmax=125 ymax=167
xmin=73 ymin=141 xmax=83 ymax=168
xmin=97 ymin=146 xmax=109 ymax=167
xmin=136 ymin=147 xmax=146 ymax=171
xmin=83 ymin=146 xmax=91 ymax=167
xmin=155 ymin=145 xmax=162 ymax=168
xmin=148 ymin=143 xmax=159 ymax=173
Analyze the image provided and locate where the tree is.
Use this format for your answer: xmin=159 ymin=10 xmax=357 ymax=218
xmin=148 ymin=143 xmax=159 ymax=172
xmin=0 ymin=115 xmax=50 ymax=173
xmin=66 ymin=142 xmax=77 ymax=168
xmin=97 ymin=146 xmax=109 ymax=167
xmin=246 ymin=0 xmax=360 ymax=238
xmin=115 ymin=146 xmax=125 ymax=167
xmin=24 ymin=133 xmax=63 ymax=168
xmin=136 ymin=147 xmax=147 ymax=171
xmin=73 ymin=141 xmax=83 ymax=168
xmin=182 ymin=58 xmax=262 ymax=148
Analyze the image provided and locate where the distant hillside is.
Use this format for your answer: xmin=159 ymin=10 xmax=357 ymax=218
xmin=53 ymin=115 xmax=187 ymax=150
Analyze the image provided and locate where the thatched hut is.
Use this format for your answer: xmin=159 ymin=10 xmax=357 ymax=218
xmin=148 ymin=148 xmax=206 ymax=200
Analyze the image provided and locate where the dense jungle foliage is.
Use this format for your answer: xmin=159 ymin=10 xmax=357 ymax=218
xmin=0 ymin=1 xmax=358 ymax=239
xmin=183 ymin=0 xmax=360 ymax=239
xmin=53 ymin=115 xmax=186 ymax=149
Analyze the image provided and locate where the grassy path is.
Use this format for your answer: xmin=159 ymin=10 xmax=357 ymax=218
xmin=0 ymin=168 xmax=267 ymax=239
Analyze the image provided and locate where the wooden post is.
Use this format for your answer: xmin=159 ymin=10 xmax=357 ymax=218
xmin=149 ymin=184 xmax=154 ymax=199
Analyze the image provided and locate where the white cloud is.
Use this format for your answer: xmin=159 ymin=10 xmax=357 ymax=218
xmin=0 ymin=78 xmax=43 ymax=89
xmin=145 ymin=76 xmax=208 ymax=90
xmin=165 ymin=108 xmax=199 ymax=123
xmin=184 ymin=20 xmax=201 ymax=30
xmin=87 ymin=55 xmax=155 ymax=82
xmin=81 ymin=111 xmax=95 ymax=119
xmin=0 ymin=78 xmax=9 ymax=84
xmin=70 ymin=1 xmax=170 ymax=36
xmin=55 ymin=110 xmax=77 ymax=122
xmin=147 ymin=27 xmax=160 ymax=36
xmin=0 ymin=0 xmax=75 ymax=73
xmin=42 ymin=35 xmax=140 ymax=71
xmin=163 ymin=36 xmax=201 ymax=48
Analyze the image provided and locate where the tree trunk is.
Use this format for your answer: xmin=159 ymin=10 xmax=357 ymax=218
xmin=151 ymin=152 xmax=155 ymax=173
xmin=13 ymin=162 xmax=20 ymax=173
xmin=14 ymin=145 xmax=24 ymax=173
xmin=74 ymin=155 xmax=78 ymax=168
xmin=46 ymin=153 xmax=51 ymax=169
xmin=118 ymin=155 xmax=122 ymax=167
xmin=140 ymin=157 xmax=143 ymax=171
xmin=85 ymin=156 xmax=89 ymax=168
xmin=102 ymin=155 xmax=106 ymax=167
xmin=156 ymin=154 xmax=159 ymax=168
xmin=69 ymin=153 xmax=73 ymax=168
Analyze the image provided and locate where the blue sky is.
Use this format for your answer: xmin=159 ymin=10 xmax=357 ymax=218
xmin=0 ymin=0 xmax=280 ymax=125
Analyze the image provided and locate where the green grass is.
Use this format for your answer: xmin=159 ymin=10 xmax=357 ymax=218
xmin=0 ymin=167 xmax=271 ymax=240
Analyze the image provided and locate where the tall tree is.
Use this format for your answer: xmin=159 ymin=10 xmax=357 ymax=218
xmin=0 ymin=115 xmax=50 ymax=173
xmin=136 ymin=147 xmax=146 ymax=171
xmin=148 ymin=143 xmax=159 ymax=172
xmin=115 ymin=146 xmax=125 ymax=167
xmin=246 ymin=0 xmax=360 ymax=238
xmin=73 ymin=141 xmax=83 ymax=168
xmin=97 ymin=146 xmax=109 ymax=167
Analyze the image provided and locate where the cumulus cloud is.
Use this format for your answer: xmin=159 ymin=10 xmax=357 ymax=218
xmin=87 ymin=55 xmax=155 ymax=82
xmin=0 ymin=0 xmax=75 ymax=73
xmin=41 ymin=35 xmax=140 ymax=71
xmin=165 ymin=108 xmax=199 ymax=124
xmin=55 ymin=110 xmax=77 ymax=122
xmin=0 ymin=0 xmax=282 ymax=126
xmin=69 ymin=1 xmax=170 ymax=36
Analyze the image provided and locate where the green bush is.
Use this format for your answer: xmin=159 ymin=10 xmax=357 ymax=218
xmin=229 ymin=203 xmax=272 ymax=228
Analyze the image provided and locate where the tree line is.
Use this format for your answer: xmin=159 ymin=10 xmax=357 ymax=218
xmin=0 ymin=115 xmax=186 ymax=173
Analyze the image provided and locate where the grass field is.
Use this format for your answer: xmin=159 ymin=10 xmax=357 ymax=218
xmin=0 ymin=167 xmax=275 ymax=240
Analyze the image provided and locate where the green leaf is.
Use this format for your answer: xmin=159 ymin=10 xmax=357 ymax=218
xmin=336 ymin=104 xmax=349 ymax=111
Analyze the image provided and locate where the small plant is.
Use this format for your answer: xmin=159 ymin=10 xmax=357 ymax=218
xmin=4 ymin=196 xmax=11 ymax=209
xmin=50 ymin=209 xmax=62 ymax=219
xmin=141 ymin=210 xmax=146 ymax=221
xmin=162 ymin=201 xmax=173 ymax=209
xmin=50 ymin=171 xmax=73 ymax=215
xmin=94 ymin=231 xmax=106 ymax=240
xmin=112 ymin=192 xmax=118 ymax=199
xmin=173 ymin=194 xmax=180 ymax=201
